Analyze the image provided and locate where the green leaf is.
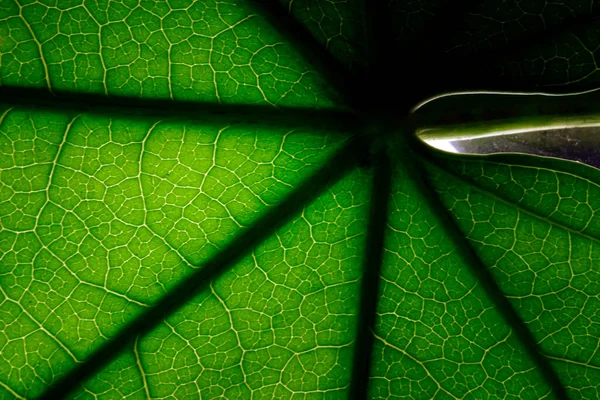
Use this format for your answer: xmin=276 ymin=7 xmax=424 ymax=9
xmin=73 ymin=169 xmax=370 ymax=399
xmin=1 ymin=0 xmax=599 ymax=399
xmin=0 ymin=102 xmax=354 ymax=398
xmin=0 ymin=0 xmax=339 ymax=107
xmin=425 ymin=153 xmax=600 ymax=399
xmin=370 ymin=160 xmax=552 ymax=399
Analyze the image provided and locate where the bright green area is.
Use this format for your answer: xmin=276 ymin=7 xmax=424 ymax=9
xmin=369 ymin=160 xmax=552 ymax=399
xmin=71 ymin=169 xmax=370 ymax=399
xmin=427 ymin=153 xmax=600 ymax=399
xmin=0 ymin=104 xmax=346 ymax=398
xmin=0 ymin=0 xmax=338 ymax=107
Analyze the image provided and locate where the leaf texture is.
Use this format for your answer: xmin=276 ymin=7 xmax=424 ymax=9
xmin=369 ymin=160 xmax=552 ymax=399
xmin=0 ymin=0 xmax=599 ymax=399
xmin=0 ymin=103 xmax=350 ymax=399
xmin=427 ymin=154 xmax=600 ymax=399
xmin=72 ymin=169 xmax=370 ymax=399
xmin=0 ymin=0 xmax=338 ymax=107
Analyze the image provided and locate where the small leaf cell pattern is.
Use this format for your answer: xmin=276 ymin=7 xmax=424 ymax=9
xmin=0 ymin=0 xmax=598 ymax=399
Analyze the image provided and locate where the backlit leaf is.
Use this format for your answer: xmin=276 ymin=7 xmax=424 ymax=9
xmin=0 ymin=0 xmax=599 ymax=399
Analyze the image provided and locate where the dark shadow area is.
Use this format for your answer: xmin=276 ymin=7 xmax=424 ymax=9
xmin=416 ymin=0 xmax=480 ymax=57
xmin=376 ymin=2 xmax=600 ymax=107
xmin=37 ymin=134 xmax=371 ymax=400
xmin=362 ymin=0 xmax=483 ymax=110
xmin=426 ymin=14 xmax=600 ymax=96
xmin=410 ymin=141 xmax=570 ymax=400
xmin=251 ymin=0 xmax=367 ymax=111
xmin=362 ymin=0 xmax=405 ymax=114
xmin=364 ymin=0 xmax=481 ymax=111
xmin=445 ymin=14 xmax=600 ymax=73
xmin=404 ymin=0 xmax=483 ymax=103
xmin=0 ymin=86 xmax=358 ymax=132
xmin=350 ymin=149 xmax=392 ymax=400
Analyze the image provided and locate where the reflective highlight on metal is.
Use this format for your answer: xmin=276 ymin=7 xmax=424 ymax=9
xmin=424 ymin=126 xmax=600 ymax=168
xmin=413 ymin=91 xmax=600 ymax=169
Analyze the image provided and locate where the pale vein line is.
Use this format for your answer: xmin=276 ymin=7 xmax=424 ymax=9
xmin=207 ymin=13 xmax=254 ymax=103
xmin=5 ymin=116 xmax=85 ymax=363
xmin=480 ymin=158 xmax=600 ymax=198
xmin=209 ymin=36 xmax=220 ymax=103
xmin=167 ymin=44 xmax=173 ymax=100
xmin=134 ymin=336 xmax=152 ymax=400
xmin=210 ymin=282 xmax=250 ymax=389
xmin=426 ymin=159 xmax=600 ymax=244
xmin=137 ymin=122 xmax=199 ymax=267
xmin=138 ymin=120 xmax=161 ymax=230
xmin=32 ymin=239 xmax=151 ymax=307
xmin=0 ymin=285 xmax=80 ymax=363
xmin=28 ymin=206 xmax=150 ymax=306
xmin=164 ymin=320 xmax=191 ymax=344
xmin=33 ymin=114 xmax=78 ymax=231
xmin=373 ymin=333 xmax=459 ymax=400
xmin=0 ymin=107 xmax=13 ymax=127
xmin=210 ymin=282 xmax=244 ymax=353
xmin=412 ymin=88 xmax=600 ymax=113
xmin=161 ymin=14 xmax=173 ymax=101
xmin=19 ymin=113 xmax=147 ymax=305
xmin=13 ymin=0 xmax=52 ymax=91
xmin=198 ymin=126 xmax=225 ymax=192
xmin=546 ymin=354 xmax=600 ymax=371
xmin=81 ymin=3 xmax=108 ymax=95
xmin=0 ymin=379 xmax=26 ymax=400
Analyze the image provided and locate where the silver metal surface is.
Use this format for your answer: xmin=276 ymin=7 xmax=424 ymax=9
xmin=413 ymin=91 xmax=600 ymax=169
xmin=424 ymin=126 xmax=600 ymax=168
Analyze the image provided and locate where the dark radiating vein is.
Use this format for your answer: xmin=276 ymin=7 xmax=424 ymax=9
xmin=408 ymin=141 xmax=570 ymax=400
xmin=429 ymin=158 xmax=600 ymax=242
xmin=37 ymin=135 xmax=370 ymax=400
xmin=0 ymin=86 xmax=358 ymax=132
xmin=350 ymin=148 xmax=392 ymax=400
xmin=250 ymin=1 xmax=364 ymax=111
